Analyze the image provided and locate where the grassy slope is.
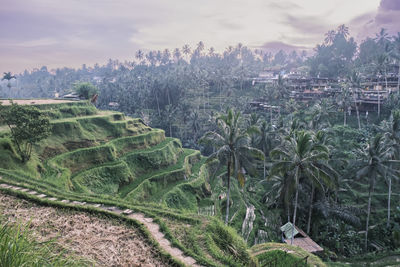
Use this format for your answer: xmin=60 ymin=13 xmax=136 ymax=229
xmin=0 ymin=102 xmax=263 ymax=266
xmin=250 ymin=243 xmax=327 ymax=267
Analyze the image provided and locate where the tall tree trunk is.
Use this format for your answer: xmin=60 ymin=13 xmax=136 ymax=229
xmin=352 ymin=89 xmax=361 ymax=129
xmin=203 ymin=86 xmax=206 ymax=112
xmin=365 ymin=178 xmax=375 ymax=251
xmin=167 ymin=88 xmax=171 ymax=106
xmin=343 ymin=107 xmax=347 ymax=126
xmin=225 ymin=160 xmax=231 ymax=225
xmin=263 ymin=157 xmax=266 ymax=180
xmin=270 ymin=107 xmax=273 ymax=125
xmin=387 ymin=175 xmax=392 ymax=228
xmin=397 ymin=61 xmax=400 ymax=95
xmin=307 ymin=183 xmax=315 ymax=234
xmin=155 ymin=92 xmax=161 ymax=116
xmin=378 ymin=79 xmax=381 ymax=117
xmin=385 ymin=67 xmax=388 ymax=91
xmin=291 ymin=168 xmax=299 ymax=245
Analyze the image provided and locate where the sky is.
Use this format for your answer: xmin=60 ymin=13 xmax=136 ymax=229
xmin=0 ymin=0 xmax=399 ymax=74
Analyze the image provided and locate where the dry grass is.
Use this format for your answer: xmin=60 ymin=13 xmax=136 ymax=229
xmin=0 ymin=192 xmax=168 ymax=266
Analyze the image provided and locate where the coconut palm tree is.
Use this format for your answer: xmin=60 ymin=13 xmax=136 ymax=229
xmin=200 ymin=108 xmax=264 ymax=225
xmin=257 ymin=121 xmax=278 ymax=180
xmin=374 ymin=28 xmax=390 ymax=46
xmin=270 ymin=130 xmax=337 ymax=243
xmin=324 ymin=30 xmax=336 ymax=45
xmin=390 ymin=33 xmax=400 ymax=94
xmin=135 ymin=50 xmax=144 ymax=64
xmin=208 ymin=47 xmax=215 ymax=57
xmin=356 ymin=134 xmax=399 ymax=250
xmin=309 ymin=99 xmax=335 ymax=130
xmin=373 ymin=53 xmax=389 ymax=117
xmin=306 ymin=130 xmax=336 ymax=234
xmin=337 ymin=85 xmax=352 ymax=125
xmin=173 ymin=48 xmax=182 ymax=62
xmin=380 ymin=110 xmax=400 ymax=227
xmin=182 ymin=44 xmax=191 ymax=60
xmin=337 ymin=24 xmax=349 ymax=39
xmin=348 ymin=71 xmax=362 ymax=129
xmin=2 ymin=72 xmax=16 ymax=89
xmin=190 ymin=109 xmax=201 ymax=142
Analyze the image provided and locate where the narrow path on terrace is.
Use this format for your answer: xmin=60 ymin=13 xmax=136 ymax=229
xmin=0 ymin=182 xmax=202 ymax=267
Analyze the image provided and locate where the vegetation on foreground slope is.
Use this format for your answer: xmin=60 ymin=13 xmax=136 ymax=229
xmin=0 ymin=192 xmax=169 ymax=266
xmin=0 ymin=101 xmax=266 ymax=266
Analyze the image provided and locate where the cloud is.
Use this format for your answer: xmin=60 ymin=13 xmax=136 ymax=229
xmin=268 ymin=1 xmax=302 ymax=11
xmin=0 ymin=0 xmax=386 ymax=73
xmin=218 ymin=19 xmax=243 ymax=31
xmin=380 ymin=0 xmax=400 ymax=10
xmin=349 ymin=0 xmax=400 ymax=40
xmin=282 ymin=14 xmax=330 ymax=35
xmin=17 ymin=38 xmax=59 ymax=47
xmin=257 ymin=41 xmax=309 ymax=53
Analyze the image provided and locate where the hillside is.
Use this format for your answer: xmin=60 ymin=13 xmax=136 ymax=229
xmin=0 ymin=100 xmax=329 ymax=266
xmin=0 ymin=101 xmax=244 ymax=266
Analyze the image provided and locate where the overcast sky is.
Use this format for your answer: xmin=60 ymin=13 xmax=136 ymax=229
xmin=0 ymin=0 xmax=399 ymax=74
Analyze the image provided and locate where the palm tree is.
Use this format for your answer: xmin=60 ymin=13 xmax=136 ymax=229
xmin=258 ymin=121 xmax=276 ymax=180
xmin=135 ymin=50 xmax=144 ymax=64
xmin=208 ymin=47 xmax=215 ymax=57
xmin=337 ymin=85 xmax=352 ymax=125
xmin=146 ymin=51 xmax=157 ymax=66
xmin=190 ymin=110 xmax=201 ymax=142
xmin=390 ymin=33 xmax=400 ymax=94
xmin=373 ymin=53 xmax=389 ymax=117
xmin=196 ymin=41 xmax=205 ymax=55
xmin=374 ymin=28 xmax=390 ymax=46
xmin=173 ymin=48 xmax=181 ymax=62
xmin=309 ymin=99 xmax=335 ymax=130
xmin=380 ymin=110 xmax=400 ymax=227
xmin=324 ymin=30 xmax=336 ymax=45
xmin=337 ymin=24 xmax=349 ymax=39
xmin=164 ymin=104 xmax=176 ymax=137
xmin=348 ymin=71 xmax=362 ymax=129
xmin=200 ymin=108 xmax=264 ymax=224
xmin=270 ymin=131 xmax=336 ymax=243
xmin=306 ymin=130 xmax=336 ymax=234
xmin=276 ymin=74 xmax=287 ymax=100
xmin=182 ymin=44 xmax=191 ymax=60
xmin=161 ymin=49 xmax=171 ymax=65
xmin=2 ymin=72 xmax=16 ymax=89
xmin=356 ymin=134 xmax=399 ymax=250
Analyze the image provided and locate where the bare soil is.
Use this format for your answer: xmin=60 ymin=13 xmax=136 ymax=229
xmin=0 ymin=192 xmax=168 ymax=267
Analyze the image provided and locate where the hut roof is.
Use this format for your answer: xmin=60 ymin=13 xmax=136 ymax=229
xmin=280 ymin=222 xmax=323 ymax=253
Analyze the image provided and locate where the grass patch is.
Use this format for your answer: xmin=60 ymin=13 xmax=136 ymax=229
xmin=0 ymin=219 xmax=89 ymax=266
xmin=250 ymin=242 xmax=327 ymax=267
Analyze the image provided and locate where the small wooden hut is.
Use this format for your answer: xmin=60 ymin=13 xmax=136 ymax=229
xmin=280 ymin=222 xmax=323 ymax=253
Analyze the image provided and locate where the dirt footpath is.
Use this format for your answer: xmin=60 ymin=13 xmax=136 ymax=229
xmin=0 ymin=99 xmax=77 ymax=105
xmin=0 ymin=193 xmax=168 ymax=266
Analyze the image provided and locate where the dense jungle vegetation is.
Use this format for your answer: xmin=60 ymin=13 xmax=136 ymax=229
xmin=2 ymin=25 xmax=400 ymax=263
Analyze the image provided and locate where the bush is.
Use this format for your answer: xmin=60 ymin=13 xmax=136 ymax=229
xmin=73 ymin=82 xmax=98 ymax=100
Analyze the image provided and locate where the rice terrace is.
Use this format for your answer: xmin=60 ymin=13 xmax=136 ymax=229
xmin=1 ymin=0 xmax=400 ymax=266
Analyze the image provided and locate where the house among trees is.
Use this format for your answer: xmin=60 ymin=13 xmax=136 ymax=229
xmin=61 ymin=92 xmax=81 ymax=100
xmin=280 ymin=222 xmax=323 ymax=253
xmin=250 ymin=67 xmax=399 ymax=113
